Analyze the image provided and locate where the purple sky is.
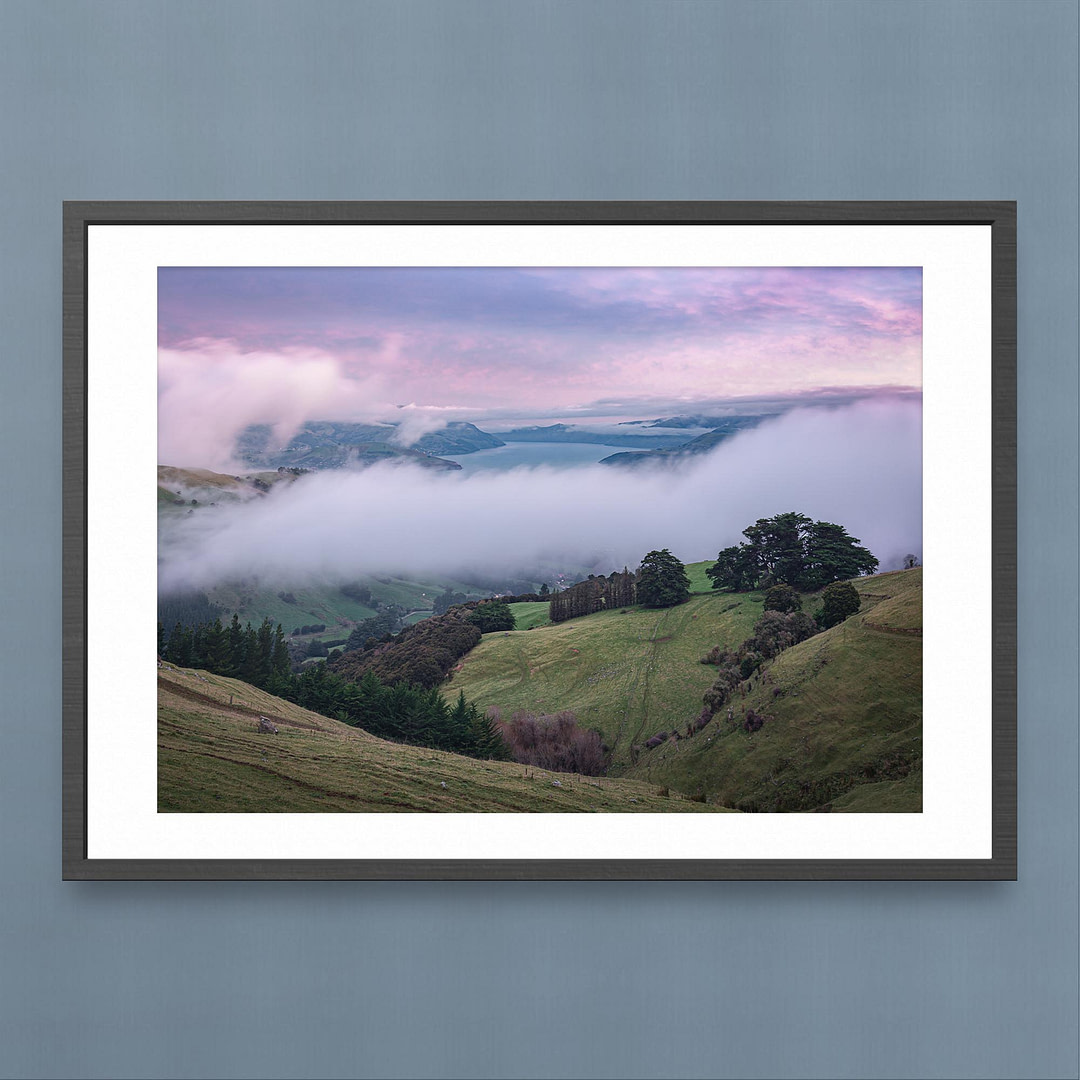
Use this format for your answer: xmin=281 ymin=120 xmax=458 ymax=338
xmin=159 ymin=266 xmax=921 ymax=430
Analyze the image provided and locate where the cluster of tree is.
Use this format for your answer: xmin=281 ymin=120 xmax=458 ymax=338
xmin=757 ymin=579 xmax=863 ymax=630
xmin=698 ymin=610 xmax=821 ymax=724
xmin=548 ymin=569 xmax=637 ymax=623
xmin=492 ymin=589 xmax=549 ymax=604
xmin=295 ymin=667 xmax=506 ymax=758
xmin=690 ymin=580 xmax=863 ymax=740
xmin=339 ymin=583 xmax=374 ymax=606
xmin=706 ymin=512 xmax=878 ymax=593
xmin=160 ymin=615 xmax=291 ymax=688
xmin=491 ymin=708 xmax=608 ymax=775
xmin=342 ymin=606 xmax=407 ymax=651
xmin=158 ymin=591 xmax=223 ymax=633
xmin=276 ymin=591 xmax=297 ymax=605
xmin=290 ymin=623 xmax=327 ymax=636
xmin=330 ymin=610 xmax=483 ymax=689
xmin=161 ymin=615 xmax=504 ymax=758
xmin=466 ymin=601 xmax=516 ymax=634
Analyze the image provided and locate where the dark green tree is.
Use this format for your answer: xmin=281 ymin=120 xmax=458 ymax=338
xmin=801 ymin=520 xmax=879 ymax=589
xmin=226 ymin=614 xmax=245 ymax=676
xmin=255 ymin=619 xmax=275 ymax=683
xmin=204 ymin=618 xmax=232 ymax=672
xmin=446 ymin=691 xmax=475 ymax=751
xmin=636 ymin=549 xmax=691 ymax=608
xmin=166 ymin=622 xmax=192 ymax=666
xmin=708 ymin=512 xmax=879 ymax=591
xmin=271 ymin=624 xmax=291 ymax=677
xmin=466 ymin=601 xmax=515 ymax=633
xmin=239 ymin=622 xmax=261 ymax=684
xmin=706 ymin=544 xmax=759 ymax=592
xmin=470 ymin=706 xmax=510 ymax=760
xmin=817 ymin=581 xmax=861 ymax=628
xmin=743 ymin=512 xmax=811 ymax=587
xmin=763 ymin=584 xmax=802 ymax=613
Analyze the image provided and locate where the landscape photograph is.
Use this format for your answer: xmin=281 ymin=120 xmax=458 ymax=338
xmin=157 ymin=264 xmax=923 ymax=814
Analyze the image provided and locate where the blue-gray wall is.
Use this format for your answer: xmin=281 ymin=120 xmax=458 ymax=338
xmin=1 ymin=3 xmax=1076 ymax=1078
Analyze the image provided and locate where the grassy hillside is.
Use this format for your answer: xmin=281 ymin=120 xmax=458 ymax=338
xmin=507 ymin=601 xmax=552 ymax=630
xmin=446 ymin=563 xmax=766 ymax=770
xmin=626 ymin=569 xmax=922 ymax=811
xmin=204 ymin=573 xmax=487 ymax=639
xmin=158 ymin=664 xmax=733 ymax=813
xmin=448 ymin=566 xmax=922 ymax=812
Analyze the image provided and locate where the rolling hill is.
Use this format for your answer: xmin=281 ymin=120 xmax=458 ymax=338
xmin=447 ymin=563 xmax=766 ymax=770
xmin=600 ymin=416 xmax=774 ymax=467
xmin=157 ymin=664 xmax=732 ymax=813
xmin=447 ymin=566 xmax=922 ymax=812
xmin=236 ymin=420 xmax=501 ymax=469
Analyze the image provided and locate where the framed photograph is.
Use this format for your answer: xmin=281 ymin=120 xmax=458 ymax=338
xmin=63 ymin=201 xmax=1015 ymax=880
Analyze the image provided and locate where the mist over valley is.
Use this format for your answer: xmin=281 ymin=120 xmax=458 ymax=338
xmin=158 ymin=398 xmax=921 ymax=598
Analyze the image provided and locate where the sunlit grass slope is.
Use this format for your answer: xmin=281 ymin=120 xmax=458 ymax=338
xmin=507 ymin=601 xmax=551 ymax=630
xmin=157 ymin=665 xmax=732 ymax=813
xmin=446 ymin=563 xmax=766 ymax=769
xmin=628 ymin=569 xmax=922 ymax=811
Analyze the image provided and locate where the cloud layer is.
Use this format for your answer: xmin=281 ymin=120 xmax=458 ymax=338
xmin=159 ymin=399 xmax=922 ymax=594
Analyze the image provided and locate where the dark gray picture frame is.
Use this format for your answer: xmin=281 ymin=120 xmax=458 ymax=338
xmin=62 ymin=200 xmax=1016 ymax=881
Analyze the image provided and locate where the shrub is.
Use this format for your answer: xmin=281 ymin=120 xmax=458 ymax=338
xmin=818 ymin=581 xmax=861 ymax=628
xmin=330 ymin=611 xmax=482 ymax=688
xmin=466 ymin=601 xmax=515 ymax=634
xmin=739 ymin=653 xmax=760 ymax=679
xmin=763 ymin=584 xmax=802 ymax=613
xmin=745 ymin=610 xmax=819 ymax=660
xmin=498 ymin=710 xmax=608 ymax=775
xmin=743 ymin=710 xmax=765 ymax=733
xmin=692 ymin=708 xmax=713 ymax=732
xmin=702 ymin=682 xmax=728 ymax=714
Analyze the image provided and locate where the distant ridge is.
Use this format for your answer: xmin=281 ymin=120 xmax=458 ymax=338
xmin=601 ymin=415 xmax=775 ymax=467
xmin=236 ymin=420 xmax=501 ymax=470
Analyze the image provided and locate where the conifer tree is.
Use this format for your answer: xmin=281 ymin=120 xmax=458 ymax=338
xmin=205 ymin=618 xmax=231 ymax=672
xmin=239 ymin=623 xmax=260 ymax=684
xmin=470 ymin=705 xmax=510 ymax=760
xmin=227 ymin=614 xmax=245 ymax=676
xmin=272 ymin=623 xmax=291 ymax=677
xmin=167 ymin=622 xmax=192 ymax=666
